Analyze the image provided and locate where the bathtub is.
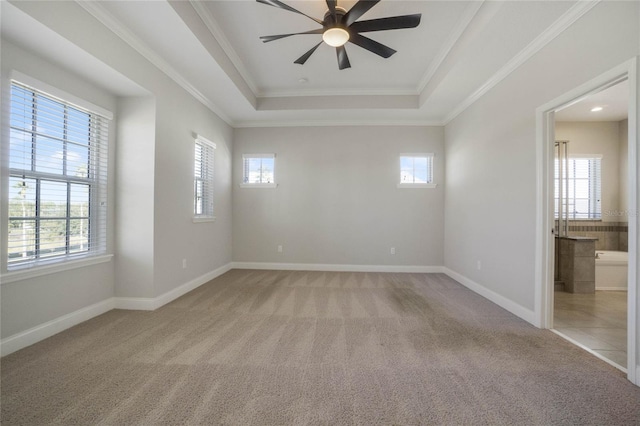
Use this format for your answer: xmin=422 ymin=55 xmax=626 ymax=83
xmin=595 ymin=250 xmax=628 ymax=291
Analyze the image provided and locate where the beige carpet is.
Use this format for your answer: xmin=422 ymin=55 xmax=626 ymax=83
xmin=2 ymin=270 xmax=639 ymax=425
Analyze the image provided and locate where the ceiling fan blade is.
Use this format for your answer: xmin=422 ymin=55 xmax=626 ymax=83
xmin=342 ymin=0 xmax=380 ymax=27
xmin=326 ymin=0 xmax=337 ymax=24
xmin=294 ymin=42 xmax=323 ymax=65
xmin=260 ymin=28 xmax=324 ymax=43
xmin=349 ymin=14 xmax=421 ymax=32
xmin=349 ymin=33 xmax=396 ymax=58
xmin=336 ymin=46 xmax=351 ymax=70
xmin=256 ymin=0 xmax=324 ymax=25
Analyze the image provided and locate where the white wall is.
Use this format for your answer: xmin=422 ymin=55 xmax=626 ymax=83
xmin=153 ymin=86 xmax=233 ymax=296
xmin=555 ymin=121 xmax=622 ymax=221
xmin=0 ymin=40 xmax=117 ymax=338
xmin=444 ymin=2 xmax=639 ymax=312
xmin=115 ymin=96 xmax=156 ymax=299
xmin=1 ymin=1 xmax=234 ymax=345
xmin=233 ymin=126 xmax=444 ymax=267
xmin=444 ymin=1 xmax=640 ymax=381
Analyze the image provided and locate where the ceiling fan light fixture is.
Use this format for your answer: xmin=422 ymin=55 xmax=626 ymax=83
xmin=322 ymin=27 xmax=349 ymax=47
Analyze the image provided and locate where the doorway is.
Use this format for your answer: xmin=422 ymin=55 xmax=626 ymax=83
xmin=535 ymin=58 xmax=638 ymax=385
xmin=552 ymin=81 xmax=629 ymax=371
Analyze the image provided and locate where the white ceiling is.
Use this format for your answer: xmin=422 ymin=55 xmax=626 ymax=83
xmin=555 ymin=80 xmax=629 ymax=122
xmin=3 ymin=0 xmax=599 ymax=127
xmin=205 ymin=0 xmax=471 ymax=96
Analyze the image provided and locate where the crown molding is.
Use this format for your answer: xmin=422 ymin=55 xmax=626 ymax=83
xmin=75 ymin=0 xmax=233 ymax=126
xmin=235 ymin=119 xmax=444 ymax=128
xmin=416 ymin=1 xmax=484 ymax=95
xmin=442 ymin=0 xmax=601 ymax=125
xmin=259 ymin=87 xmax=418 ymax=98
xmin=189 ymin=0 xmax=260 ymax=96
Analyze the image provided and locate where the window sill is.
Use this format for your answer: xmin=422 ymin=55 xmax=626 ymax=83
xmin=193 ymin=216 xmax=216 ymax=223
xmin=397 ymin=183 xmax=437 ymax=189
xmin=240 ymin=183 xmax=278 ymax=189
xmin=1 ymin=254 xmax=114 ymax=285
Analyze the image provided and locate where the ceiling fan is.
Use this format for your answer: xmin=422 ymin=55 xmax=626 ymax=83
xmin=256 ymin=0 xmax=421 ymax=70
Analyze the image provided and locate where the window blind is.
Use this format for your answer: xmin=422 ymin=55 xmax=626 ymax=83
xmin=8 ymin=81 xmax=109 ymax=268
xmin=194 ymin=135 xmax=215 ymax=217
xmin=554 ymin=156 xmax=601 ymax=219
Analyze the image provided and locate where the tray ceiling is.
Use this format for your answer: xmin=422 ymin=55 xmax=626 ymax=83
xmin=3 ymin=0 xmax=598 ymax=127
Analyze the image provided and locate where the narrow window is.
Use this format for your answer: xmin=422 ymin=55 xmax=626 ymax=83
xmin=8 ymin=81 xmax=109 ymax=269
xmin=241 ymin=154 xmax=276 ymax=188
xmin=398 ymin=153 xmax=436 ymax=188
xmin=194 ymin=135 xmax=216 ymax=221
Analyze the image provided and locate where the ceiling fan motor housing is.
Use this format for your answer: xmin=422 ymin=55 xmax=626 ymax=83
xmin=324 ymin=6 xmax=348 ymax=29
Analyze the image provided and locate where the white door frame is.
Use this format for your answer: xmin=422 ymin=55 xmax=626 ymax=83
xmin=534 ymin=57 xmax=638 ymax=385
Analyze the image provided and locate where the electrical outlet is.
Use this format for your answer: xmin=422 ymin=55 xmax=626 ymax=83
xmin=477 ymin=261 xmax=481 ymax=270
xmin=182 ymin=258 xmax=187 ymax=269
xmin=277 ymin=245 xmax=283 ymax=253
xmin=390 ymin=247 xmax=396 ymax=255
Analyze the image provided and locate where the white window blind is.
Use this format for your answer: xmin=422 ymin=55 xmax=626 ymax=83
xmin=8 ymin=81 xmax=109 ymax=269
xmin=242 ymin=154 xmax=276 ymax=186
xmin=554 ymin=156 xmax=602 ymax=219
xmin=399 ymin=154 xmax=434 ymax=185
xmin=194 ymin=135 xmax=215 ymax=218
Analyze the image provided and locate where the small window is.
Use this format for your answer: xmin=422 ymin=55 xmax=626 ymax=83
xmin=194 ymin=134 xmax=216 ymax=221
xmin=241 ymin=154 xmax=276 ymax=188
xmin=555 ymin=156 xmax=601 ymax=219
xmin=8 ymin=81 xmax=109 ymax=269
xmin=398 ymin=153 xmax=436 ymax=188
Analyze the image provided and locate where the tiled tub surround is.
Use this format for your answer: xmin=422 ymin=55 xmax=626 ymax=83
xmin=555 ymin=221 xmax=628 ymax=251
xmin=555 ymin=236 xmax=597 ymax=293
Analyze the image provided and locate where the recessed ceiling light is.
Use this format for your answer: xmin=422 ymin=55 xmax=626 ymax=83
xmin=591 ymin=106 xmax=603 ymax=112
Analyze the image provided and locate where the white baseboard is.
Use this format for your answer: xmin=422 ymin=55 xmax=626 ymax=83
xmin=113 ymin=297 xmax=156 ymax=311
xmin=114 ymin=262 xmax=233 ymax=311
xmin=153 ymin=262 xmax=233 ymax=308
xmin=442 ymin=267 xmax=537 ymax=325
xmin=1 ymin=263 xmax=233 ymax=357
xmin=231 ymin=261 xmax=444 ymax=273
xmin=0 ymin=298 xmax=115 ymax=357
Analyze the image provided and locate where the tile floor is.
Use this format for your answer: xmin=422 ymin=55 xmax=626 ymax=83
xmin=554 ymin=290 xmax=627 ymax=368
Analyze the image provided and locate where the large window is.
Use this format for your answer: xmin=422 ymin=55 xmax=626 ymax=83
xmin=554 ymin=156 xmax=602 ymax=219
xmin=398 ymin=153 xmax=435 ymax=188
xmin=194 ymin=134 xmax=216 ymax=220
xmin=8 ymin=81 xmax=109 ymax=269
xmin=241 ymin=154 xmax=276 ymax=188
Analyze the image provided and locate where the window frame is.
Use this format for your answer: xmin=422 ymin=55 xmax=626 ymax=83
xmin=397 ymin=153 xmax=436 ymax=189
xmin=6 ymin=78 xmax=110 ymax=272
xmin=193 ymin=134 xmax=216 ymax=223
xmin=240 ymin=153 xmax=277 ymax=188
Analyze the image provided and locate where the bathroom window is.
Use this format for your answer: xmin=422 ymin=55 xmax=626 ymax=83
xmin=241 ymin=154 xmax=276 ymax=188
xmin=194 ymin=134 xmax=216 ymax=222
xmin=398 ymin=153 xmax=436 ymax=188
xmin=554 ymin=156 xmax=602 ymax=219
